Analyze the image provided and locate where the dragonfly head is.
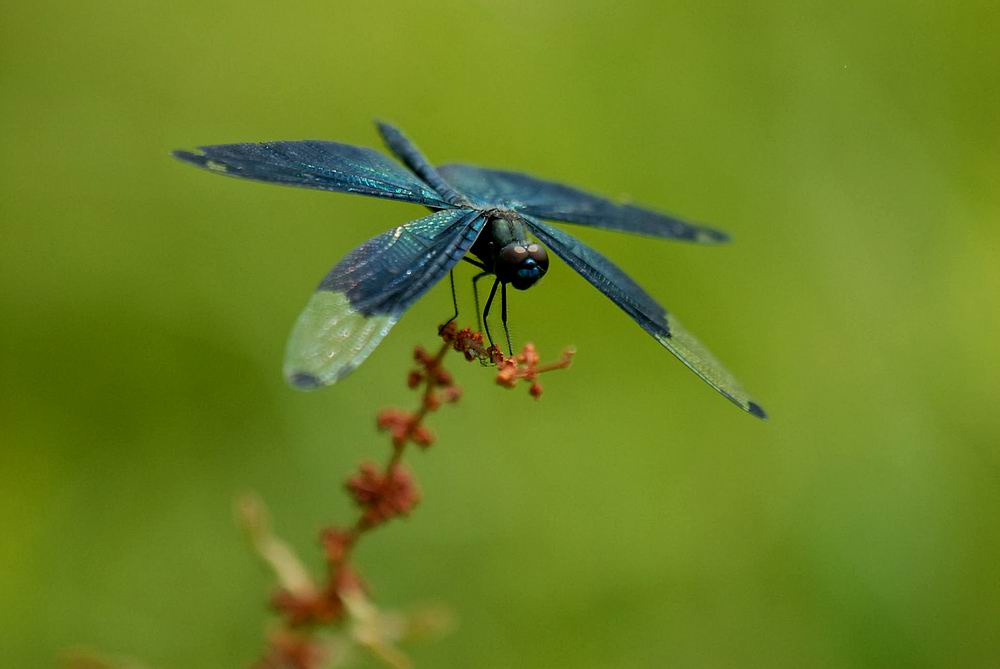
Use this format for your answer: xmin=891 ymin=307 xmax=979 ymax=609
xmin=497 ymin=241 xmax=549 ymax=290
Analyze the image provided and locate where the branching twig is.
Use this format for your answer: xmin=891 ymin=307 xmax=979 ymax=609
xmin=241 ymin=323 xmax=574 ymax=669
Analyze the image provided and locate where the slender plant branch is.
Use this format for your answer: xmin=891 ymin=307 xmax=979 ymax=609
xmin=242 ymin=323 xmax=574 ymax=669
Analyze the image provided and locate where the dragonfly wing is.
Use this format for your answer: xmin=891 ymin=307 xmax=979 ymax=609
xmin=439 ymin=163 xmax=728 ymax=243
xmin=523 ymin=216 xmax=765 ymax=418
xmin=284 ymin=209 xmax=486 ymax=387
xmin=377 ymin=121 xmax=472 ymax=207
xmin=173 ymin=140 xmax=451 ymax=207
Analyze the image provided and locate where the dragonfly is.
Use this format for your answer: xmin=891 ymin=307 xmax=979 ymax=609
xmin=173 ymin=121 xmax=766 ymax=419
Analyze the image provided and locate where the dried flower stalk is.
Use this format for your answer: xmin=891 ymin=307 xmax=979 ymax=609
xmin=246 ymin=324 xmax=574 ymax=669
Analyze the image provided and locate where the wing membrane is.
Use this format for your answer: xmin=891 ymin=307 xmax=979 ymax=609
xmin=377 ymin=122 xmax=472 ymax=207
xmin=173 ymin=140 xmax=451 ymax=207
xmin=523 ymin=216 xmax=765 ymax=418
xmin=440 ymin=163 xmax=728 ymax=243
xmin=284 ymin=209 xmax=485 ymax=387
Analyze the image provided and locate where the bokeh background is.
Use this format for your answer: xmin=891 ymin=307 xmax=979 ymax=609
xmin=2 ymin=1 xmax=998 ymax=667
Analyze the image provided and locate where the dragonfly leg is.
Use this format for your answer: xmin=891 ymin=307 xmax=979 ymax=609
xmin=501 ymin=282 xmax=512 ymax=356
xmin=482 ymin=277 xmax=500 ymax=349
xmin=462 ymin=256 xmax=488 ymax=271
xmin=440 ymin=269 xmax=459 ymax=327
xmin=472 ymin=271 xmax=489 ymax=333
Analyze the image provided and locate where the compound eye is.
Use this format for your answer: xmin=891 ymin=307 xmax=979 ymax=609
xmin=526 ymin=243 xmax=549 ymax=270
xmin=499 ymin=244 xmax=528 ymax=265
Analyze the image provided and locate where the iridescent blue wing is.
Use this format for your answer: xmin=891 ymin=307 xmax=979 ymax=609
xmin=523 ymin=216 xmax=766 ymax=418
xmin=439 ymin=163 xmax=729 ymax=244
xmin=173 ymin=140 xmax=451 ymax=207
xmin=377 ymin=122 xmax=473 ymax=208
xmin=284 ymin=209 xmax=485 ymax=388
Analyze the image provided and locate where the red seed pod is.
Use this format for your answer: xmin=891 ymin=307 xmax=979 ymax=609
xmin=271 ymin=588 xmax=342 ymax=627
xmin=424 ymin=392 xmax=442 ymax=411
xmin=439 ymin=321 xmax=458 ymax=342
xmin=521 ymin=343 xmax=540 ymax=368
xmin=346 ymin=462 xmax=383 ymax=506
xmin=376 ymin=411 xmax=391 ymax=429
xmin=320 ymin=527 xmax=354 ymax=564
xmin=496 ymin=361 xmax=518 ymax=388
xmin=258 ymin=629 xmax=329 ymax=669
xmin=412 ymin=424 xmax=435 ymax=447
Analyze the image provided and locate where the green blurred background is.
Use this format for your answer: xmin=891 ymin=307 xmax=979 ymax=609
xmin=2 ymin=1 xmax=998 ymax=667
